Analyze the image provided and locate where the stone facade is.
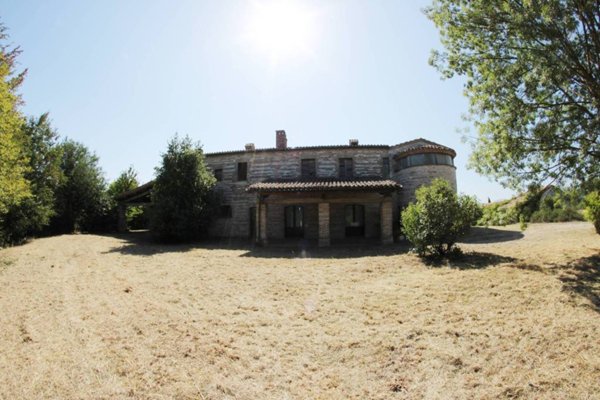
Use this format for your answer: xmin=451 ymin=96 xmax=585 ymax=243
xmin=203 ymin=132 xmax=457 ymax=245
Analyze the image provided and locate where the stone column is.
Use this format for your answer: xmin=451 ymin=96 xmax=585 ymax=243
xmin=318 ymin=202 xmax=331 ymax=247
xmin=380 ymin=197 xmax=393 ymax=244
xmin=259 ymin=203 xmax=268 ymax=245
xmin=117 ymin=203 xmax=128 ymax=233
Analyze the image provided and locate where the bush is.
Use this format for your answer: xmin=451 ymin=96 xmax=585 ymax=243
xmin=529 ymin=192 xmax=583 ymax=223
xmin=402 ymin=179 xmax=482 ymax=257
xmin=478 ymin=203 xmax=518 ymax=226
xmin=150 ymin=135 xmax=217 ymax=242
xmin=584 ymin=191 xmax=600 ymax=234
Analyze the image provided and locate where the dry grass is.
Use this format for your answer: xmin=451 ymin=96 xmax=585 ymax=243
xmin=0 ymin=222 xmax=599 ymax=399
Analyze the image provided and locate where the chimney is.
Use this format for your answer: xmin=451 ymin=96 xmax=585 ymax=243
xmin=245 ymin=143 xmax=255 ymax=151
xmin=276 ymin=130 xmax=287 ymax=150
xmin=349 ymin=139 xmax=359 ymax=146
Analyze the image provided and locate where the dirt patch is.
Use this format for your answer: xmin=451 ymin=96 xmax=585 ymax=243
xmin=0 ymin=222 xmax=598 ymax=399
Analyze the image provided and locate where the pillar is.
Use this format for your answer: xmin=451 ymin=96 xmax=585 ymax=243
xmin=318 ymin=202 xmax=330 ymax=247
xmin=380 ymin=197 xmax=393 ymax=244
xmin=117 ymin=203 xmax=128 ymax=233
xmin=259 ymin=203 xmax=268 ymax=245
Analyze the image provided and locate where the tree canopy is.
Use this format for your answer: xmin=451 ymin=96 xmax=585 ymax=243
xmin=0 ymin=24 xmax=29 ymax=216
xmin=0 ymin=21 xmax=116 ymax=245
xmin=151 ymin=135 xmax=217 ymax=242
xmin=426 ymin=0 xmax=600 ymax=189
xmin=108 ymin=166 xmax=147 ymax=230
xmin=107 ymin=166 xmax=138 ymax=199
xmin=50 ymin=139 xmax=108 ymax=233
xmin=1 ymin=114 xmax=63 ymax=244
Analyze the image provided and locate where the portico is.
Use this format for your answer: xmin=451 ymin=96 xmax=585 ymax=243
xmin=248 ymin=179 xmax=400 ymax=246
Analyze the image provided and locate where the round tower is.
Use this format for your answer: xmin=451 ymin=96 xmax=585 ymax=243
xmin=389 ymin=139 xmax=457 ymax=207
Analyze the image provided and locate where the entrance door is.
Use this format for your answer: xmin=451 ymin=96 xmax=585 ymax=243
xmin=345 ymin=204 xmax=365 ymax=237
xmin=285 ymin=205 xmax=304 ymax=238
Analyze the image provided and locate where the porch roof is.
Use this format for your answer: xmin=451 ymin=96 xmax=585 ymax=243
xmin=246 ymin=178 xmax=401 ymax=193
xmin=115 ymin=180 xmax=155 ymax=203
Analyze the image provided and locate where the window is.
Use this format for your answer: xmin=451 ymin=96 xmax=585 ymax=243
xmin=237 ymin=162 xmax=248 ymax=181
xmin=213 ymin=168 xmax=223 ymax=182
xmin=344 ymin=205 xmax=365 ymax=237
xmin=339 ymin=158 xmax=353 ymax=179
xmin=382 ymin=157 xmax=390 ymax=178
xmin=435 ymin=154 xmax=453 ymax=165
xmin=423 ymin=153 xmax=436 ymax=165
xmin=301 ymin=159 xmax=316 ymax=179
xmin=396 ymin=153 xmax=454 ymax=170
xmin=219 ymin=205 xmax=232 ymax=218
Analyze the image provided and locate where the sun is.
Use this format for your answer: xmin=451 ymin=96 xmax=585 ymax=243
xmin=242 ymin=0 xmax=320 ymax=66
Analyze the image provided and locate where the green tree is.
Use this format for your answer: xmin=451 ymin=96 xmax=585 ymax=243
xmin=1 ymin=114 xmax=63 ymax=244
xmin=107 ymin=166 xmax=138 ymax=199
xmin=583 ymin=191 xmax=600 ymax=234
xmin=151 ymin=135 xmax=217 ymax=242
xmin=426 ymin=1 xmax=600 ymax=189
xmin=0 ymin=24 xmax=29 ymax=218
xmin=402 ymin=179 xmax=482 ymax=256
xmin=50 ymin=139 xmax=108 ymax=233
xmin=107 ymin=166 xmax=145 ymax=229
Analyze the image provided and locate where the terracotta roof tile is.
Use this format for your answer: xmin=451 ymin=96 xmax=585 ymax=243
xmin=205 ymin=138 xmax=455 ymax=157
xmin=246 ymin=178 xmax=401 ymax=193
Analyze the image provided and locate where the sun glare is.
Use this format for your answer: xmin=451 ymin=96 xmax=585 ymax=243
xmin=243 ymin=0 xmax=319 ymax=66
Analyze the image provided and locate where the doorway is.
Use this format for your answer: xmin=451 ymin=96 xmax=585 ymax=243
xmin=285 ymin=205 xmax=304 ymax=238
xmin=345 ymin=204 xmax=365 ymax=237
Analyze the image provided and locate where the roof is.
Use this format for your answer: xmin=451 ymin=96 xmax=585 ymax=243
xmin=246 ymin=178 xmax=402 ymax=193
xmin=392 ymin=138 xmax=456 ymax=158
xmin=205 ymin=144 xmax=389 ymax=156
xmin=115 ymin=180 xmax=155 ymax=202
xmin=205 ymin=138 xmax=455 ymax=157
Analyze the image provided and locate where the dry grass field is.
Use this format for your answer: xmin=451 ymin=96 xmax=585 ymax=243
xmin=0 ymin=222 xmax=599 ymax=399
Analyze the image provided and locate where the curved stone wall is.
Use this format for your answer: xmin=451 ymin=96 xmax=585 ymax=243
xmin=392 ymin=164 xmax=457 ymax=207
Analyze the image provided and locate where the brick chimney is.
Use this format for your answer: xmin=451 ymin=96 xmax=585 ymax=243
xmin=245 ymin=143 xmax=255 ymax=151
xmin=276 ymin=130 xmax=287 ymax=150
xmin=349 ymin=139 xmax=359 ymax=146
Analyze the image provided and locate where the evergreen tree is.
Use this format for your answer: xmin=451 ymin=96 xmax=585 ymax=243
xmin=0 ymin=24 xmax=30 ymax=229
xmin=50 ymin=139 xmax=108 ymax=233
xmin=151 ymin=135 xmax=217 ymax=242
xmin=1 ymin=114 xmax=62 ymax=243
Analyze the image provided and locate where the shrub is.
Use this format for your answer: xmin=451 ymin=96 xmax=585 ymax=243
xmin=478 ymin=203 xmax=518 ymax=226
xmin=529 ymin=192 xmax=583 ymax=223
xmin=583 ymin=191 xmax=600 ymax=234
xmin=514 ymin=184 xmax=543 ymax=222
xmin=150 ymin=135 xmax=217 ymax=242
xmin=401 ymin=179 xmax=481 ymax=257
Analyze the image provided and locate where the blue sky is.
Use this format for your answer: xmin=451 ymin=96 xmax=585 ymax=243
xmin=4 ymin=0 xmax=515 ymax=201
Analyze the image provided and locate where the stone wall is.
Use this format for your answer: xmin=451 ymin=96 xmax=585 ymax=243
xmin=204 ymin=141 xmax=456 ymax=239
xmin=205 ymin=147 xmax=388 ymax=183
xmin=393 ymin=164 xmax=457 ymax=207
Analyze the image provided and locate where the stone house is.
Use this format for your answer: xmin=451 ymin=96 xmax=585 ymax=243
xmin=117 ymin=130 xmax=457 ymax=246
